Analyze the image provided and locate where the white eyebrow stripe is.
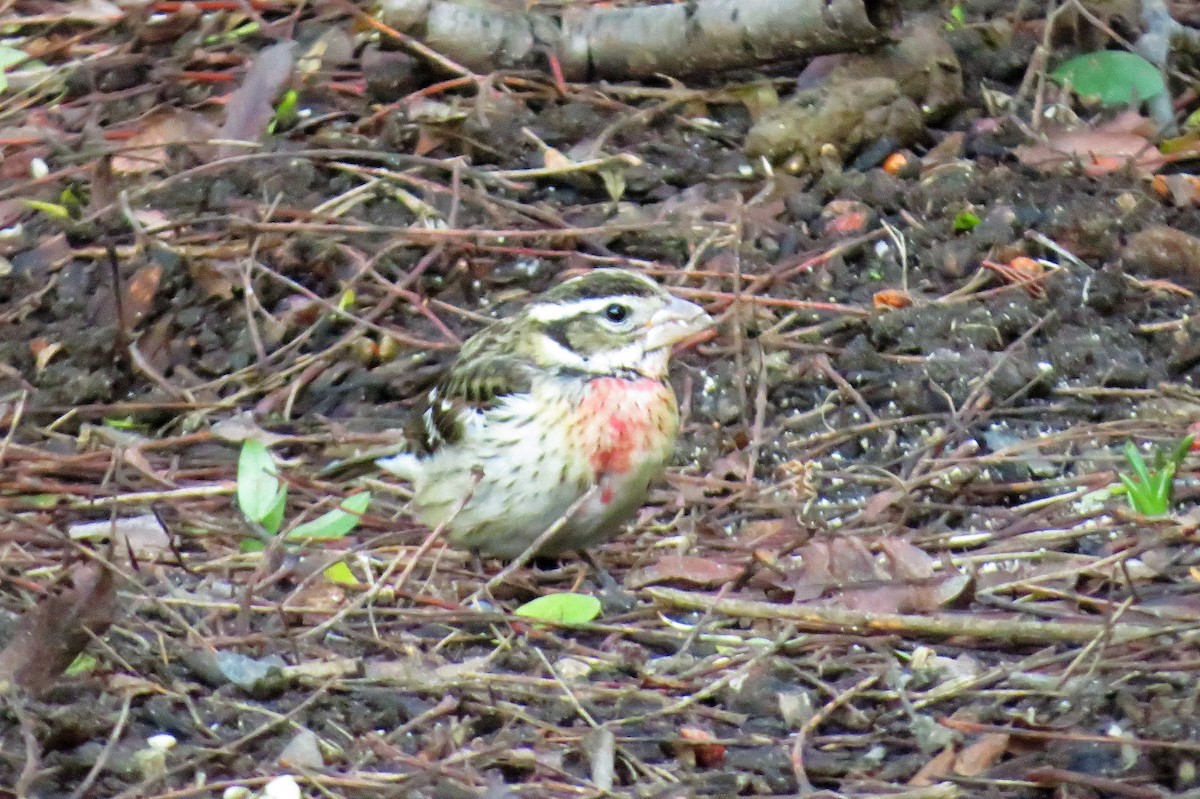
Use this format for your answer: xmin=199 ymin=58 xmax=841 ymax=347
xmin=525 ymin=295 xmax=648 ymax=323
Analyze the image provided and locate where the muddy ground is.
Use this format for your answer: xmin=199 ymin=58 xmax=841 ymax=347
xmin=1 ymin=1 xmax=1200 ymax=797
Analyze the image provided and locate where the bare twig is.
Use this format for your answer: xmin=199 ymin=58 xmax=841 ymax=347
xmin=645 ymin=587 xmax=1172 ymax=645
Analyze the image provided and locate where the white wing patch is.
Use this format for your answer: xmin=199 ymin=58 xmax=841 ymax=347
xmin=378 ymin=452 xmax=421 ymax=481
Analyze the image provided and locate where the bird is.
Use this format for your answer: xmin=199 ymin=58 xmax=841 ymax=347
xmin=380 ymin=268 xmax=712 ymax=559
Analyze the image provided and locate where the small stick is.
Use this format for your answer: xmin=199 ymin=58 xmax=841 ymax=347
xmin=303 ymin=473 xmax=482 ymax=639
xmin=105 ymin=241 xmax=130 ymax=370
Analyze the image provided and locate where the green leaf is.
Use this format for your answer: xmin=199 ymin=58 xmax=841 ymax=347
xmin=1051 ymin=51 xmax=1165 ymax=107
xmin=945 ymin=2 xmax=964 ymax=30
xmin=953 ymin=210 xmax=980 ymax=232
xmin=23 ymin=199 xmax=71 ymax=220
xmin=286 ymin=492 xmax=371 ymax=541
xmin=59 ymin=186 xmax=83 ymax=215
xmin=240 ymin=537 xmax=265 ymax=553
xmin=1123 ymin=441 xmax=1152 ymax=487
xmin=515 ymin=593 xmax=602 ymax=625
xmin=203 ymin=19 xmax=260 ymax=45
xmin=236 ymin=440 xmax=284 ymax=524
xmin=1171 ymin=435 xmax=1194 ymax=468
xmin=0 ymin=45 xmax=44 ymax=94
xmin=260 ymin=483 xmax=288 ymax=535
xmin=65 ymin=652 xmax=97 ymax=676
xmin=1118 ymin=473 xmax=1146 ymax=513
xmin=0 ymin=45 xmax=27 ymax=71
xmin=269 ymin=88 xmax=299 ymax=133
xmin=1152 ymin=464 xmax=1176 ymax=512
xmin=323 ymin=561 xmax=360 ymax=586
xmin=599 ymin=165 xmax=626 ymax=205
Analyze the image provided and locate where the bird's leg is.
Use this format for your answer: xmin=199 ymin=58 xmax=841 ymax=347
xmin=578 ymin=550 xmax=637 ymax=613
xmin=470 ymin=550 xmax=490 ymax=598
xmin=577 ymin=550 xmax=618 ymax=590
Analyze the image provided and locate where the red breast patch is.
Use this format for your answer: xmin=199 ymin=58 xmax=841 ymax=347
xmin=577 ymin=377 xmax=673 ymax=477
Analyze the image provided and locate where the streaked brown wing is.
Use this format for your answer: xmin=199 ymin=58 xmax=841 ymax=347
xmin=410 ymin=351 xmax=534 ymax=454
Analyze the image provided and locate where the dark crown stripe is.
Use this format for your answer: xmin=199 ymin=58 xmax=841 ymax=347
xmin=544 ymin=271 xmax=658 ymax=303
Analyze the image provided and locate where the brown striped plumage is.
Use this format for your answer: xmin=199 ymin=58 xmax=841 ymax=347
xmin=380 ymin=269 xmax=711 ymax=558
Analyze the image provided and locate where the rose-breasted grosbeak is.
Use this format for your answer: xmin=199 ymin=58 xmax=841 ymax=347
xmin=380 ymin=269 xmax=712 ymax=559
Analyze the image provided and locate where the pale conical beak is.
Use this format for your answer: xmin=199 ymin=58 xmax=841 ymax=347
xmin=644 ymin=294 xmax=713 ymax=351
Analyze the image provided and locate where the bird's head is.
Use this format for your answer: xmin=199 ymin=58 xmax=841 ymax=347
xmin=514 ymin=269 xmax=712 ymax=379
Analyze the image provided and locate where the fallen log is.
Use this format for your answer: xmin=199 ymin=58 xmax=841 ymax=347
xmin=379 ymin=0 xmax=898 ymax=80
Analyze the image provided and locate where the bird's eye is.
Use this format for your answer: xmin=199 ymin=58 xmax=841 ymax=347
xmin=604 ymin=303 xmax=629 ymax=323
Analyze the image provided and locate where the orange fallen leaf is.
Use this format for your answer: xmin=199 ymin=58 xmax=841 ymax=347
xmin=882 ymin=150 xmax=912 ymax=175
xmin=126 ymin=263 xmax=163 ymax=323
xmin=873 ymin=289 xmax=913 ymax=309
xmin=678 ymin=727 xmax=726 ymax=767
xmin=825 ymin=210 xmax=869 ymax=236
xmin=1152 ymin=174 xmax=1200 ymax=206
xmin=981 ymin=257 xmax=1050 ymax=298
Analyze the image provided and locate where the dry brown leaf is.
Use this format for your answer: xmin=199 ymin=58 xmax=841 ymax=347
xmin=736 ymin=517 xmax=802 ymax=550
xmin=953 ymin=733 xmax=1009 ymax=776
xmin=879 ymin=538 xmax=935 ymax=580
xmin=1014 ymin=129 xmax=1164 ymax=176
xmin=217 ymin=40 xmax=295 ymax=157
xmin=861 ymin=488 xmax=905 ymax=522
xmin=30 ymin=337 xmax=62 ymax=373
xmin=0 ymin=563 xmax=117 ymax=693
xmin=789 ymin=541 xmax=834 ymax=601
xmin=787 ymin=537 xmax=969 ymax=613
xmin=1097 ymin=110 xmax=1159 ymax=137
xmin=627 ymin=554 xmax=741 ymax=589
xmin=909 ymin=745 xmax=957 ymax=786
xmin=188 ymin=259 xmax=239 ymax=300
xmin=413 ymin=126 xmax=448 ymax=157
xmin=112 ymin=109 xmax=218 ymax=175
xmin=827 ymin=537 xmax=886 ymax=582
